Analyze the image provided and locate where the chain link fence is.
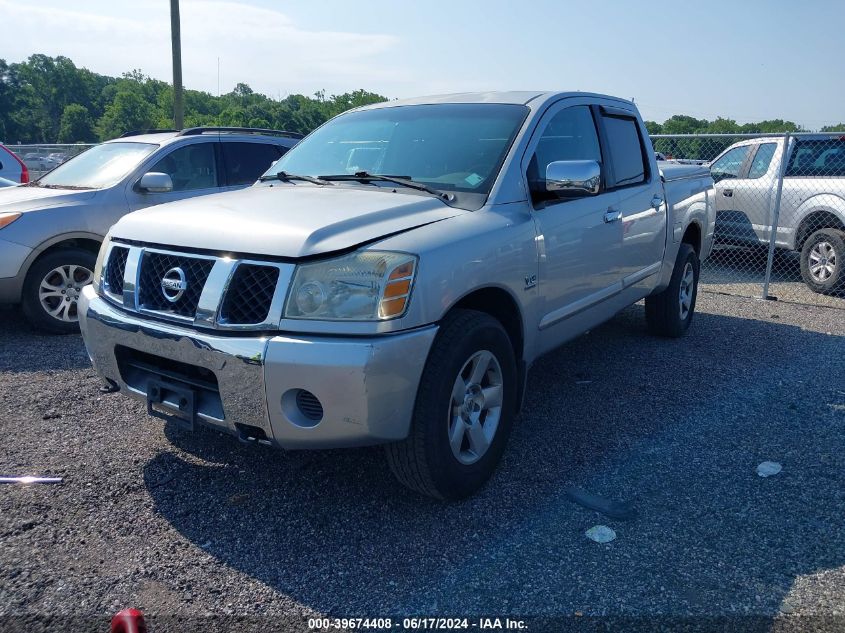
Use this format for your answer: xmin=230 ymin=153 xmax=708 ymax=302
xmin=652 ymin=133 xmax=845 ymax=309
xmin=5 ymin=136 xmax=844 ymax=309
xmin=5 ymin=143 xmax=95 ymax=179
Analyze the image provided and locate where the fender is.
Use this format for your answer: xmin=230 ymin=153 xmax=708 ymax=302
xmin=788 ymin=193 xmax=845 ymax=250
xmin=19 ymin=230 xmax=104 ymax=278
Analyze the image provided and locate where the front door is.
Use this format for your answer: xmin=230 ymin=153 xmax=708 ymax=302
xmin=126 ymin=141 xmax=221 ymax=212
xmin=526 ymin=102 xmax=625 ymax=337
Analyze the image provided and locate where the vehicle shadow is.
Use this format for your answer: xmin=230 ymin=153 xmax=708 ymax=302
xmin=143 ymin=305 xmax=845 ymax=618
xmin=0 ymin=304 xmax=91 ymax=372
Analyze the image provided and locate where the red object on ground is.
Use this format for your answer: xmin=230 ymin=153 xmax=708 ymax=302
xmin=111 ymin=608 xmax=147 ymax=633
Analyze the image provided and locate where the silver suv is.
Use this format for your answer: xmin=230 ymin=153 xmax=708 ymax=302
xmin=0 ymin=127 xmax=300 ymax=332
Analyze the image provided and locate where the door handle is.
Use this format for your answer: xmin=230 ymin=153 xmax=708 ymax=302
xmin=651 ymin=195 xmax=664 ymax=210
xmin=604 ymin=208 xmax=622 ymax=223
xmin=722 ymin=189 xmax=733 ymax=197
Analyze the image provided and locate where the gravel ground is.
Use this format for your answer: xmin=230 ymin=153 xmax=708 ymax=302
xmin=0 ymin=292 xmax=843 ymax=632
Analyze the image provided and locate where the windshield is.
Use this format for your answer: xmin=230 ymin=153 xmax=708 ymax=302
xmin=265 ymin=104 xmax=529 ymax=195
xmin=38 ymin=142 xmax=158 ymax=189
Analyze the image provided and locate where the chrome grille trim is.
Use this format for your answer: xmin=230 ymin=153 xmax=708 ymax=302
xmin=105 ymin=242 xmax=294 ymax=332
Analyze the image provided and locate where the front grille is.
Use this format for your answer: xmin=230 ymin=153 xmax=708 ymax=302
xmin=105 ymin=247 xmax=129 ymax=296
xmin=219 ymin=264 xmax=280 ymax=324
xmin=137 ymin=252 xmax=214 ymax=318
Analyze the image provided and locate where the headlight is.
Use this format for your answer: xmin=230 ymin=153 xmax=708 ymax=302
xmin=92 ymin=238 xmax=110 ymax=294
xmin=0 ymin=212 xmax=21 ymax=230
xmin=284 ymin=251 xmax=417 ymax=321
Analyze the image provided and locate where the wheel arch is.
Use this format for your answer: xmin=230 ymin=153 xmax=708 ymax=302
xmin=793 ymin=204 xmax=845 ymax=251
xmin=681 ymin=220 xmax=703 ymax=255
xmin=442 ymin=285 xmax=528 ymax=413
xmin=20 ymin=232 xmax=103 ymax=281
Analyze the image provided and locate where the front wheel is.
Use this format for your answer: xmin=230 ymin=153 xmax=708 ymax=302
xmin=800 ymin=229 xmax=844 ymax=296
xmin=21 ymin=249 xmax=96 ymax=334
xmin=645 ymin=243 xmax=700 ymax=338
xmin=385 ymin=309 xmax=518 ymax=500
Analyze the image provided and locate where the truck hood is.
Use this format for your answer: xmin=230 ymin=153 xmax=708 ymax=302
xmin=0 ymin=185 xmax=97 ymax=213
xmin=112 ymin=184 xmax=467 ymax=258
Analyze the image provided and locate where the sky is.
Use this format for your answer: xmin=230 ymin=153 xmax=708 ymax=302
xmin=2 ymin=0 xmax=844 ymax=128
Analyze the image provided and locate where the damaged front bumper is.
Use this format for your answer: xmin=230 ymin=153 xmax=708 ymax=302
xmin=79 ymin=286 xmax=437 ymax=449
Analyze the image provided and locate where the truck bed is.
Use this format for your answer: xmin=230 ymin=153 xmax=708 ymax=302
xmin=658 ymin=161 xmax=710 ymax=182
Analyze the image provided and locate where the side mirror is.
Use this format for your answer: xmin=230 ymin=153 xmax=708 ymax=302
xmin=545 ymin=160 xmax=601 ymax=198
xmin=137 ymin=172 xmax=173 ymax=193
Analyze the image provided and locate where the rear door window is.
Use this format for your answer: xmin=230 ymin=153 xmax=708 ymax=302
xmin=710 ymin=145 xmax=751 ymax=182
xmin=747 ymin=143 xmax=777 ymax=179
xmin=786 ymin=139 xmax=845 ymax=177
xmin=222 ymin=142 xmax=285 ymax=186
xmin=601 ymin=115 xmax=648 ymax=187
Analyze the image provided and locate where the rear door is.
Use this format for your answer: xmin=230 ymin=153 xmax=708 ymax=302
xmin=220 ymin=141 xmax=287 ymax=191
xmin=596 ymin=107 xmax=666 ymax=285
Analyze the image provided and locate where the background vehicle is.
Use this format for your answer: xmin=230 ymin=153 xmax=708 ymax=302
xmin=0 ymin=143 xmax=29 ymax=184
xmin=79 ymin=92 xmax=715 ymax=499
xmin=710 ymin=136 xmax=845 ymax=294
xmin=0 ymin=127 xmax=301 ymax=333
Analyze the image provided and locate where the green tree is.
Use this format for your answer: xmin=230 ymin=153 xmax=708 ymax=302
xmin=821 ymin=123 xmax=845 ymax=132
xmin=644 ymin=120 xmax=662 ymax=135
xmin=57 ymin=104 xmax=95 ymax=142
xmin=96 ymin=89 xmax=157 ymax=140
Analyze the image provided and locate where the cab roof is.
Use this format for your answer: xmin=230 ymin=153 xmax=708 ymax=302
xmin=354 ymin=91 xmax=636 ymax=110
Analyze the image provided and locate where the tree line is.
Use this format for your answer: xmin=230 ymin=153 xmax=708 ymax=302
xmin=0 ymin=54 xmax=387 ymax=144
xmin=1 ymin=54 xmax=843 ymax=146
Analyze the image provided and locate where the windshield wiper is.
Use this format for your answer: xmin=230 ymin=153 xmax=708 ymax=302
xmin=319 ymin=172 xmax=454 ymax=202
xmin=259 ymin=171 xmax=332 ymax=186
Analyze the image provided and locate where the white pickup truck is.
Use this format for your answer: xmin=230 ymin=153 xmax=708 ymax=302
xmin=79 ymin=92 xmax=715 ymax=499
xmin=711 ymin=135 xmax=845 ymax=294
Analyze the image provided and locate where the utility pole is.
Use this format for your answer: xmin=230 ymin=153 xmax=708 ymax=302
xmin=170 ymin=0 xmax=184 ymax=130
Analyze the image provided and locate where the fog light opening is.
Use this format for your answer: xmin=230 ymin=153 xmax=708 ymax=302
xmin=281 ymin=389 xmax=324 ymax=428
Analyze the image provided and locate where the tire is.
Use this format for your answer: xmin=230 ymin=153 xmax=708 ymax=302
xmin=645 ymin=243 xmax=700 ymax=338
xmin=800 ymin=229 xmax=844 ymax=296
xmin=21 ymin=248 xmax=97 ymax=334
xmin=385 ymin=309 xmax=518 ymax=500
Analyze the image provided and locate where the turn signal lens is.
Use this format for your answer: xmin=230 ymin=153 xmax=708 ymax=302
xmin=379 ymin=260 xmax=416 ymax=318
xmin=0 ymin=212 xmax=21 ymax=230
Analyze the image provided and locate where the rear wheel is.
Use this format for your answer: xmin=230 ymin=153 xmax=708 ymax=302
xmin=800 ymin=229 xmax=844 ymax=296
xmin=385 ymin=309 xmax=517 ymax=500
xmin=645 ymin=243 xmax=700 ymax=338
xmin=21 ymin=249 xmax=96 ymax=334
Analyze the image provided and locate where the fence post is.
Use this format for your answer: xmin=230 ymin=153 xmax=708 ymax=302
xmin=762 ymin=133 xmax=790 ymax=300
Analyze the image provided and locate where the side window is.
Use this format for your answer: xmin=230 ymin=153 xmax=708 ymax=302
xmin=747 ymin=143 xmax=777 ymax=179
xmin=528 ymin=105 xmax=601 ymax=195
xmin=710 ymin=145 xmax=751 ymax=182
xmin=786 ymin=140 xmax=845 ymax=177
xmin=601 ymin=115 xmax=647 ymax=187
xmin=148 ymin=143 xmax=218 ymax=192
xmin=222 ymin=142 xmax=285 ymax=186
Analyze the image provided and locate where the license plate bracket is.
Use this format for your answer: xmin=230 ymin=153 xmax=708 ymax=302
xmin=146 ymin=379 xmax=196 ymax=432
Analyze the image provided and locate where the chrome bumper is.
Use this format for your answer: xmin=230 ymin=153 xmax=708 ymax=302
xmin=79 ymin=286 xmax=438 ymax=449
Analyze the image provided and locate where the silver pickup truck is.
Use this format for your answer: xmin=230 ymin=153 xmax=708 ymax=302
xmin=79 ymin=92 xmax=715 ymax=499
xmin=711 ymin=135 xmax=845 ymax=294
